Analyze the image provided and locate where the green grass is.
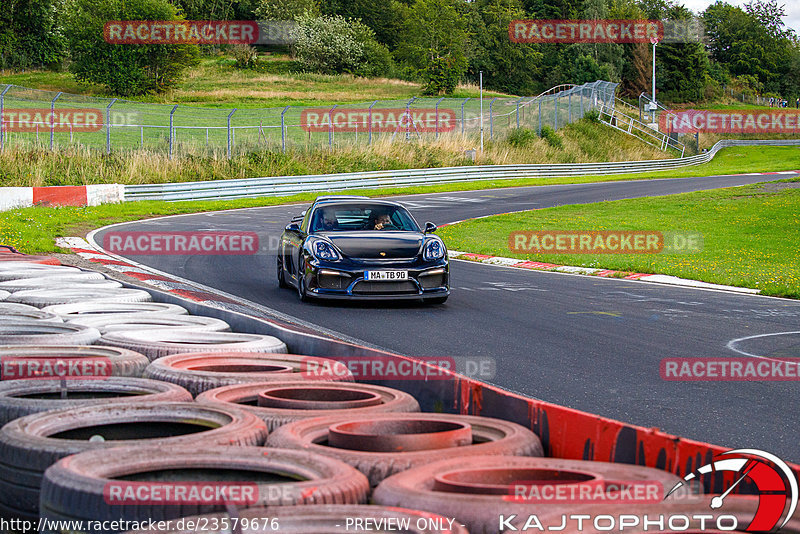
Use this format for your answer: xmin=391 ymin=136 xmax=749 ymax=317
xmin=438 ymin=180 xmax=800 ymax=298
xmin=2 ymin=56 xmax=510 ymax=109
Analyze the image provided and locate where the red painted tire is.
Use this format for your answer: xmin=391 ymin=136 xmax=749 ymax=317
xmin=267 ymin=413 xmax=544 ymax=487
xmin=120 ymin=505 xmax=471 ymax=534
xmin=197 ymin=381 xmax=421 ymax=431
xmin=144 ymin=353 xmax=353 ymax=396
xmin=0 ymin=256 xmax=61 ymax=267
xmin=98 ymin=331 xmax=288 ymax=362
xmin=0 ymin=401 xmax=267 ymax=518
xmin=0 ymin=377 xmax=192 ymax=426
xmin=0 ymin=345 xmax=150 ymax=380
xmin=39 ymin=446 xmax=369 ymax=525
xmin=372 ymin=456 xmax=684 ymax=534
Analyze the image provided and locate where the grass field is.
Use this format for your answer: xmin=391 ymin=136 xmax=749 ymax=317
xmin=439 ymin=180 xmax=800 ymax=298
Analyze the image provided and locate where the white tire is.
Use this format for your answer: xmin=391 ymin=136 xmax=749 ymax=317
xmin=98 ymin=330 xmax=288 ymax=361
xmin=44 ymin=302 xmax=188 ymax=318
xmin=0 ymin=322 xmax=101 ymax=346
xmin=7 ymin=288 xmax=152 ymax=308
xmin=69 ymin=314 xmax=230 ymax=335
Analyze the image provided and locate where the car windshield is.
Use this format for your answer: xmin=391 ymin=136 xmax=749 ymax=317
xmin=310 ymin=203 xmax=420 ymax=233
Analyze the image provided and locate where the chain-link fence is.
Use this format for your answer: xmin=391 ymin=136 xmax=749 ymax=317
xmin=0 ymin=80 xmax=618 ymax=158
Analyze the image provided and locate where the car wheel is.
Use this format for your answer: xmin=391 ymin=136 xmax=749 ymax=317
xmin=424 ymin=296 xmax=448 ymax=305
xmin=297 ymin=272 xmax=309 ymax=302
xmin=277 ymin=255 xmax=289 ymax=288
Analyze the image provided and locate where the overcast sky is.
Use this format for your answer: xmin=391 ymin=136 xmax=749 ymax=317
xmin=681 ymin=0 xmax=800 ymax=33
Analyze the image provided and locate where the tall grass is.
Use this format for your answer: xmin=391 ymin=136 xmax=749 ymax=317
xmin=0 ymin=121 xmax=668 ymax=187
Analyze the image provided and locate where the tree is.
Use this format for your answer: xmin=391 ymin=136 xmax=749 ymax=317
xmin=65 ymin=0 xmax=199 ymax=96
xmin=466 ymin=0 xmax=543 ymax=95
xmin=395 ymin=0 xmax=469 ymax=95
xmin=290 ymin=12 xmax=392 ymax=77
xmin=256 ymin=0 xmax=318 ymax=21
xmin=0 ymin=0 xmax=66 ymax=69
xmin=318 ymin=0 xmax=402 ymax=48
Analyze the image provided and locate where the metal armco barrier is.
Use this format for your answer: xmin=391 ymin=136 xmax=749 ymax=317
xmin=124 ymin=139 xmax=800 ymax=202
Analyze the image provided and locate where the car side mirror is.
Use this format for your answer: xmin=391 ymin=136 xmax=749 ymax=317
xmin=285 ymin=222 xmax=300 ymax=232
xmin=424 ymin=222 xmax=437 ymax=234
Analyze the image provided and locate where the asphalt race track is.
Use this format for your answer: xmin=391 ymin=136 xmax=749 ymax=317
xmin=96 ymin=173 xmax=800 ymax=461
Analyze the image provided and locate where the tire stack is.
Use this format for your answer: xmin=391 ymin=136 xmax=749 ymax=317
xmin=0 ymin=256 xmax=754 ymax=534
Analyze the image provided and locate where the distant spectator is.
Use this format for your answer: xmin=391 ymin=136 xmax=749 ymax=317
xmin=796 ymin=98 xmax=799 ymax=109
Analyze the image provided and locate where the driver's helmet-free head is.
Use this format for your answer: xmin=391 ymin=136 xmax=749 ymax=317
xmin=321 ymin=209 xmax=337 ymax=231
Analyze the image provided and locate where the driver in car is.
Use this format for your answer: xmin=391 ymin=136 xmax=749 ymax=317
xmin=373 ymin=213 xmax=392 ymax=230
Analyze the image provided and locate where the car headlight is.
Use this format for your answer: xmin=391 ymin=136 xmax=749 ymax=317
xmin=423 ymin=238 xmax=445 ymax=261
xmin=309 ymin=239 xmax=341 ymax=261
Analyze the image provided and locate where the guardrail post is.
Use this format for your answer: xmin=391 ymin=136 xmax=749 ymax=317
xmin=0 ymin=85 xmax=11 ymax=151
xmin=461 ymin=98 xmax=469 ymax=135
xmin=368 ymin=100 xmax=377 ymax=145
xmin=50 ymin=92 xmax=62 ymax=150
xmin=281 ymin=105 xmax=290 ymax=153
xmin=106 ymin=99 xmax=117 ymax=155
xmin=435 ymin=97 xmax=445 ymax=139
xmin=328 ymin=104 xmax=337 ymax=148
xmin=168 ymin=104 xmax=178 ymax=160
xmin=489 ymin=97 xmax=498 ymax=139
xmin=227 ymin=108 xmax=236 ymax=159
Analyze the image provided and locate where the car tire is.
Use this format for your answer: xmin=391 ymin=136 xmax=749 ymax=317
xmin=267 ymin=413 xmax=544 ymax=487
xmin=297 ymin=273 xmax=309 ymax=302
xmin=39 ymin=446 xmax=369 ymax=526
xmin=277 ymin=256 xmax=289 ymax=288
xmin=0 ymin=401 xmax=267 ymax=517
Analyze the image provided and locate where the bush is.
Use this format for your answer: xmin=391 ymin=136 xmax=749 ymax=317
xmin=232 ymin=44 xmax=259 ymax=69
xmin=539 ymin=126 xmax=563 ymax=149
xmin=0 ymin=0 xmax=66 ymax=69
xmin=65 ymin=0 xmax=199 ymax=96
xmin=290 ymin=13 xmax=392 ymax=76
xmin=256 ymin=0 xmax=318 ymax=21
xmin=506 ymin=128 xmax=538 ymax=147
xmin=582 ymin=109 xmax=600 ymax=123
xmin=421 ymin=55 xmax=464 ymax=95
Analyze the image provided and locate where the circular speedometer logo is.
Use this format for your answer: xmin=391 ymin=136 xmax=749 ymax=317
xmin=665 ymin=449 xmax=798 ymax=531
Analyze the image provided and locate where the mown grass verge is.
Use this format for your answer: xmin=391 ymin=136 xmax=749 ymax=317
xmin=438 ymin=180 xmax=800 ymax=298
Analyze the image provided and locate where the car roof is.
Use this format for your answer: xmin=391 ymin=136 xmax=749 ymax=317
xmin=311 ymin=197 xmax=404 ymax=208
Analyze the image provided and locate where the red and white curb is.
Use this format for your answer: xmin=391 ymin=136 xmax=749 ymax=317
xmin=448 ymin=250 xmax=761 ymax=295
xmin=0 ymin=184 xmax=123 ymax=211
xmin=55 ymin=236 xmax=246 ymax=309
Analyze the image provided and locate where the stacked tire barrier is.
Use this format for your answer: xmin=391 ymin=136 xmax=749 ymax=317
xmin=0 ymin=252 xmax=786 ymax=534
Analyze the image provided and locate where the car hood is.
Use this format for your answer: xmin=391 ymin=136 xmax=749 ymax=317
xmin=320 ymin=232 xmax=424 ymax=259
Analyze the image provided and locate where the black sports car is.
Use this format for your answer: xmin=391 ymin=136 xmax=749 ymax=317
xmin=277 ymin=196 xmax=449 ymax=303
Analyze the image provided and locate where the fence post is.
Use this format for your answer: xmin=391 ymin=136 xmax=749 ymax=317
xmin=461 ymin=98 xmax=469 ymax=135
xmin=368 ymin=100 xmax=378 ymax=145
xmin=168 ymin=104 xmax=178 ymax=160
xmin=434 ymin=97 xmax=445 ymax=139
xmin=580 ymin=89 xmax=584 ymax=117
xmin=106 ymin=99 xmax=117 ymax=155
xmin=328 ymin=104 xmax=337 ymax=148
xmin=281 ymin=105 xmax=290 ymax=153
xmin=538 ymin=100 xmax=542 ymax=136
xmin=554 ymin=96 xmax=559 ymax=130
xmin=489 ymin=97 xmax=498 ymax=139
xmin=0 ymin=85 xmax=10 ymax=151
xmin=405 ymin=97 xmax=417 ymax=141
xmin=515 ymin=97 xmax=523 ymax=128
xmin=568 ymin=92 xmax=572 ymax=123
xmin=227 ymin=108 xmax=236 ymax=159
xmin=50 ymin=92 xmax=62 ymax=150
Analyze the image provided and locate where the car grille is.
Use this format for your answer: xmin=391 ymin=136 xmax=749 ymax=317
xmin=318 ymin=273 xmax=349 ymax=290
xmin=419 ymin=273 xmax=445 ymax=289
xmin=352 ymin=281 xmax=418 ymax=295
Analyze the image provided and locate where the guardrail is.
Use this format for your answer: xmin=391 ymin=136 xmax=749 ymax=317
xmin=124 ymin=139 xmax=800 ymax=202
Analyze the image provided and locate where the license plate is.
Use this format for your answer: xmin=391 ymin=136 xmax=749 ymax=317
xmin=365 ymin=270 xmax=408 ymax=281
